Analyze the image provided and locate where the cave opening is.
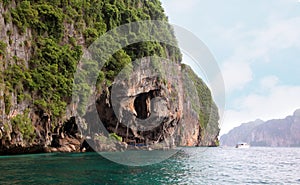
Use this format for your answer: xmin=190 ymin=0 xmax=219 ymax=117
xmin=133 ymin=90 xmax=160 ymax=120
xmin=134 ymin=92 xmax=151 ymax=119
xmin=110 ymin=89 xmax=162 ymax=146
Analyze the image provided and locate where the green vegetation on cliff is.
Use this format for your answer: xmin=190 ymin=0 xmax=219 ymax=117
xmin=3 ymin=1 xmax=180 ymax=110
xmin=0 ymin=0 xmax=219 ymax=149
xmin=0 ymin=0 xmax=182 ymax=145
xmin=181 ymin=64 xmax=219 ymax=139
xmin=11 ymin=109 xmax=35 ymax=142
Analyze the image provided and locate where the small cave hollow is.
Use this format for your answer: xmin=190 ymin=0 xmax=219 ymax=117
xmin=133 ymin=90 xmax=160 ymax=120
xmin=62 ymin=116 xmax=78 ymax=137
xmin=108 ymin=90 xmax=162 ymax=146
xmin=134 ymin=92 xmax=151 ymax=119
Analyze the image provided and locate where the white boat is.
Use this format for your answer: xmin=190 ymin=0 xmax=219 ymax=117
xmin=235 ymin=142 xmax=250 ymax=148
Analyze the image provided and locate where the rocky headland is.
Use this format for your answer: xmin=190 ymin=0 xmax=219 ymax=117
xmin=0 ymin=0 xmax=220 ymax=154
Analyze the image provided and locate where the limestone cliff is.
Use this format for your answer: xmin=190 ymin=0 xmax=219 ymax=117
xmin=178 ymin=64 xmax=220 ymax=147
xmin=0 ymin=0 xmax=220 ymax=154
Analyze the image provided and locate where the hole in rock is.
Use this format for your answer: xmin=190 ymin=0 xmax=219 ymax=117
xmin=133 ymin=90 xmax=160 ymax=120
xmin=134 ymin=92 xmax=151 ymax=119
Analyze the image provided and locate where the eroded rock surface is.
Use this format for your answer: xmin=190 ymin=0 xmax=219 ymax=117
xmin=0 ymin=0 xmax=220 ymax=154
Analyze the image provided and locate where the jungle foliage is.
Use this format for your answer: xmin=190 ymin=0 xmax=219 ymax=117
xmin=1 ymin=0 xmax=181 ymax=130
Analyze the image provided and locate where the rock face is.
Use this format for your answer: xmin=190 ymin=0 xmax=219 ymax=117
xmin=220 ymin=109 xmax=300 ymax=147
xmin=79 ymin=58 xmax=220 ymax=151
xmin=178 ymin=64 xmax=220 ymax=147
xmin=107 ymin=58 xmax=182 ymax=148
xmin=0 ymin=0 xmax=220 ymax=154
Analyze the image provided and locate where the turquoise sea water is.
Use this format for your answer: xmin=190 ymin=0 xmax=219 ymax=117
xmin=0 ymin=147 xmax=299 ymax=185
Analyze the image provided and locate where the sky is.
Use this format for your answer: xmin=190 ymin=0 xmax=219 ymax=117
xmin=161 ymin=0 xmax=300 ymax=135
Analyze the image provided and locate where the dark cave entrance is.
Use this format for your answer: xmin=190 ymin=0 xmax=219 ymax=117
xmin=133 ymin=90 xmax=160 ymax=120
xmin=99 ymin=89 xmax=163 ymax=147
xmin=134 ymin=92 xmax=151 ymax=119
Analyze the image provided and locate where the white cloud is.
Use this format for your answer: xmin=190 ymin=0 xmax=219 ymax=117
xmin=219 ymin=16 xmax=300 ymax=93
xmin=222 ymin=61 xmax=253 ymax=93
xmin=219 ymin=16 xmax=300 ymax=133
xmin=259 ymin=75 xmax=279 ymax=89
xmin=251 ymin=17 xmax=300 ymax=55
xmin=162 ymin=0 xmax=300 ymax=136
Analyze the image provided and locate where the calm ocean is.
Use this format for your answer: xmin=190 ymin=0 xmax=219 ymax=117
xmin=0 ymin=147 xmax=299 ymax=185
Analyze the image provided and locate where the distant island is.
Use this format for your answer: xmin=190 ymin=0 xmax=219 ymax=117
xmin=220 ymin=109 xmax=300 ymax=147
